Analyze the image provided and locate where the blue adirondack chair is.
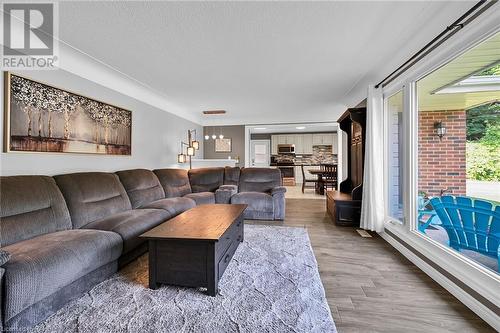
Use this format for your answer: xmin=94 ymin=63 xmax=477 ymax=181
xmin=430 ymin=196 xmax=500 ymax=272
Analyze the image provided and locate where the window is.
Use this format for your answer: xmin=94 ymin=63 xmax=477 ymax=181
xmin=416 ymin=32 xmax=500 ymax=274
xmin=386 ymin=90 xmax=404 ymax=222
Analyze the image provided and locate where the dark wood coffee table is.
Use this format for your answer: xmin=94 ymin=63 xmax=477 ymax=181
xmin=140 ymin=204 xmax=247 ymax=296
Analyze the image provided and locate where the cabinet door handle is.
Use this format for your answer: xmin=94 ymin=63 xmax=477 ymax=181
xmin=224 ymin=254 xmax=230 ymax=263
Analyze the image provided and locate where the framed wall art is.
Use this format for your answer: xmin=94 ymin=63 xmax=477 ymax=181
xmin=4 ymin=72 xmax=132 ymax=155
xmin=215 ymin=137 xmax=231 ymax=152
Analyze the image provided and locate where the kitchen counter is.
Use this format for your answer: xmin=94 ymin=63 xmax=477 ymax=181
xmin=271 ymin=162 xmax=337 ymax=166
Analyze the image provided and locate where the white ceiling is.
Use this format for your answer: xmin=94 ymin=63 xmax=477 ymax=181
xmin=249 ymin=122 xmax=337 ymax=134
xmin=57 ymin=1 xmax=476 ymax=125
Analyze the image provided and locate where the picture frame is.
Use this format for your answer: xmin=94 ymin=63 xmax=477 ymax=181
xmin=215 ymin=137 xmax=231 ymax=152
xmin=4 ymin=72 xmax=132 ymax=155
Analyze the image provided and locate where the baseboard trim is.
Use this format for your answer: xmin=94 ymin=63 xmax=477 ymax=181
xmin=381 ymin=229 xmax=499 ymax=331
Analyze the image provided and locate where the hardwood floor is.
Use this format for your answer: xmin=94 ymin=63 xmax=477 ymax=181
xmin=248 ymin=198 xmax=494 ymax=333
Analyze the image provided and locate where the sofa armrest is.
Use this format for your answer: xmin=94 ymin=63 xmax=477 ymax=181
xmin=0 ymin=249 xmax=10 ymax=267
xmin=271 ymin=187 xmax=286 ymax=220
xmin=215 ymin=185 xmax=238 ymax=204
xmin=271 ymin=186 xmax=287 ymax=196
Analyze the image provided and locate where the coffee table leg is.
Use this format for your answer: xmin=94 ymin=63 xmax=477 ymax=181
xmin=207 ymin=284 xmax=218 ymax=296
xmin=149 ymin=240 xmax=158 ymax=290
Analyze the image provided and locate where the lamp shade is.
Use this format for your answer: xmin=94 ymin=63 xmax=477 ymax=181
xmin=177 ymin=153 xmax=186 ymax=163
xmin=187 ymin=146 xmax=195 ymax=156
xmin=192 ymin=140 xmax=200 ymax=150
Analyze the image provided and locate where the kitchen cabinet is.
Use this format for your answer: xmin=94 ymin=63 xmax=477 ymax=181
xmin=312 ymin=134 xmax=323 ymax=145
xmin=270 ymin=133 xmax=335 ymax=156
xmin=271 ymin=136 xmax=277 ymax=155
xmin=313 ymin=133 xmax=335 ymax=145
xmin=303 ymin=134 xmax=313 ymax=154
xmin=294 ymin=135 xmax=304 ymax=154
xmin=295 ymin=166 xmax=303 ymax=183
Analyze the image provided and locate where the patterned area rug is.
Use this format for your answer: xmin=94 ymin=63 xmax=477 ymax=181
xmin=31 ymin=225 xmax=336 ymax=333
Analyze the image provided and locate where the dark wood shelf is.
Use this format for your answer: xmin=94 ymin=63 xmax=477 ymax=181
xmin=327 ymin=107 xmax=366 ymax=227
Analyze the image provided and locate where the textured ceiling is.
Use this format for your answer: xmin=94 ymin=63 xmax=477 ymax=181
xmin=58 ymin=1 xmax=475 ymax=125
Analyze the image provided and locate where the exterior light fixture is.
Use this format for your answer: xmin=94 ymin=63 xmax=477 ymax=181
xmin=434 ymin=121 xmax=446 ymax=140
xmin=204 ymin=135 xmax=210 ymax=140
xmin=219 ymin=134 xmax=224 ymax=139
xmin=187 ymin=146 xmax=195 ymax=156
xmin=212 ymin=134 xmax=217 ymax=140
xmin=192 ymin=140 xmax=200 ymax=150
xmin=177 ymin=153 xmax=186 ymax=163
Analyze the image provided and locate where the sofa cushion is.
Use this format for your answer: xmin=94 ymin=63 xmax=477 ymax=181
xmin=238 ymin=168 xmax=282 ymax=193
xmin=54 ymin=172 xmax=132 ymax=229
xmin=116 ymin=169 xmax=165 ymax=209
xmin=184 ymin=192 xmax=216 ymax=205
xmin=153 ymin=168 xmax=192 ymax=198
xmin=224 ymin=166 xmax=241 ymax=186
xmin=188 ymin=168 xmax=224 ymax=193
xmin=83 ymin=209 xmax=170 ymax=253
xmin=2 ymin=229 xmax=122 ymax=322
xmin=141 ymin=197 xmax=196 ymax=216
xmin=0 ymin=176 xmax=72 ymax=247
xmin=231 ymin=192 xmax=274 ymax=219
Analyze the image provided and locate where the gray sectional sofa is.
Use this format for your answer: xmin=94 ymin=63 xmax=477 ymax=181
xmin=0 ymin=166 xmax=285 ymax=331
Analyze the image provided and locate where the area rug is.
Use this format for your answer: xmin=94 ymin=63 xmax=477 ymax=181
xmin=31 ymin=225 xmax=336 ymax=333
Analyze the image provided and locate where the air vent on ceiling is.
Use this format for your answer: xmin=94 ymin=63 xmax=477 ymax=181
xmin=203 ymin=110 xmax=226 ymax=115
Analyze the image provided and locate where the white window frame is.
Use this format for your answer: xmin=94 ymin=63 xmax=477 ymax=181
xmin=380 ymin=7 xmax=500 ymax=328
xmin=383 ymin=88 xmax=405 ymax=224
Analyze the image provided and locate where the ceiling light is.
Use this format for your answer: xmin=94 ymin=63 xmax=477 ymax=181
xmin=254 ymin=127 xmax=266 ymax=130
xmin=204 ymin=135 xmax=210 ymax=140
xmin=219 ymin=134 xmax=224 ymax=139
xmin=212 ymin=134 xmax=217 ymax=140
xmin=296 ymin=126 xmax=306 ymax=130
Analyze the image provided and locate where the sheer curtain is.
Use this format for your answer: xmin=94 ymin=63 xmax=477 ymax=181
xmin=360 ymin=85 xmax=385 ymax=232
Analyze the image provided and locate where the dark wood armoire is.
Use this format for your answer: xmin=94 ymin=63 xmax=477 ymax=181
xmin=326 ymin=107 xmax=366 ymax=226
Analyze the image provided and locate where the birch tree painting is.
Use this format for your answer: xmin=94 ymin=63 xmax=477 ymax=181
xmin=6 ymin=74 xmax=132 ymax=155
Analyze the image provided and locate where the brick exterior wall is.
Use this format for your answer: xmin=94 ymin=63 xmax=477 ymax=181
xmin=418 ymin=110 xmax=466 ymax=197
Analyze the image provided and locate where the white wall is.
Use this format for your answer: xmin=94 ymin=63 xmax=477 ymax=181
xmin=0 ymin=69 xmax=203 ymax=176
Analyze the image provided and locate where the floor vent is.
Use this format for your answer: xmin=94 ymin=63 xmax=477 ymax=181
xmin=356 ymin=229 xmax=372 ymax=238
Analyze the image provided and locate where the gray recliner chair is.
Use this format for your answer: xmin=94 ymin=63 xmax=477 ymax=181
xmin=230 ymin=168 xmax=286 ymax=220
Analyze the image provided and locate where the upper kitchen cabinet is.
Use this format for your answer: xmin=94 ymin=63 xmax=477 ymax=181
xmin=312 ymin=133 xmax=335 ymax=145
xmin=294 ymin=135 xmax=304 ymax=154
xmin=302 ymin=134 xmax=313 ymax=154
xmin=270 ymin=132 xmax=336 ymax=155
xmin=271 ymin=136 xmax=278 ymax=155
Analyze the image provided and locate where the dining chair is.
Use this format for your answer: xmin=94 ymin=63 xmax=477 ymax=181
xmin=321 ymin=163 xmax=337 ymax=191
xmin=301 ymin=165 xmax=318 ymax=193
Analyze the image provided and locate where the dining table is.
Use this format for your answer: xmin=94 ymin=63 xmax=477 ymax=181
xmin=308 ymin=169 xmax=328 ymax=195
